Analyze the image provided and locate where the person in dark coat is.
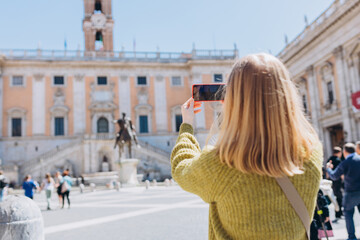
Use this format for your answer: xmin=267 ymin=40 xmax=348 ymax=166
xmin=327 ymin=143 xmax=360 ymax=240
xmin=327 ymin=146 xmax=343 ymax=220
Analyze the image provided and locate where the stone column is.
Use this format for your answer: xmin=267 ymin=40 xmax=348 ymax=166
xmin=307 ymin=66 xmax=320 ymax=131
xmin=103 ymin=0 xmax=112 ymax=16
xmin=192 ymin=73 xmax=206 ymax=130
xmin=84 ymin=0 xmax=95 ymax=16
xmin=83 ymin=140 xmax=91 ymax=173
xmin=347 ymin=56 xmax=360 ymax=141
xmin=333 ymin=46 xmax=354 ymax=142
xmin=118 ymin=75 xmax=131 ymax=118
xmin=32 ymin=74 xmax=45 ymax=135
xmin=90 ymin=141 xmax=96 ymax=173
xmin=73 ymin=75 xmax=86 ymax=135
xmin=347 ymin=56 xmax=360 ymax=95
xmin=323 ymin=128 xmax=332 ymax=161
xmin=106 ymin=28 xmax=113 ymax=52
xmin=346 ymin=57 xmax=360 ymax=141
xmin=154 ymin=75 xmax=168 ymax=132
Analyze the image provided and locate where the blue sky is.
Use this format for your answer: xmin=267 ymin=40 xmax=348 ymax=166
xmin=0 ymin=0 xmax=334 ymax=56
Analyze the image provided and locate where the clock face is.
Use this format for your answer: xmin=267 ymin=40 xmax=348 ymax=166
xmin=91 ymin=14 xmax=106 ymax=29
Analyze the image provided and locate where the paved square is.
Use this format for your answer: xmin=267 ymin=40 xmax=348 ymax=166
xmin=30 ymin=186 xmax=360 ymax=240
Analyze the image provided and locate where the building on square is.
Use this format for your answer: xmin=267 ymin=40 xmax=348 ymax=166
xmin=278 ymin=0 xmax=360 ymax=159
xmin=0 ymin=0 xmax=237 ymax=183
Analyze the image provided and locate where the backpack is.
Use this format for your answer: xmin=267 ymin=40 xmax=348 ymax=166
xmin=61 ymin=180 xmax=70 ymax=193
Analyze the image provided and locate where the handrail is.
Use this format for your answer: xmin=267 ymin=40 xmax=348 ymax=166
xmin=138 ymin=140 xmax=170 ymax=158
xmin=21 ymin=139 xmax=83 ymax=169
xmin=0 ymin=48 xmax=237 ymax=62
xmin=20 ymin=135 xmax=170 ymax=172
xmin=278 ymin=0 xmax=352 ymax=57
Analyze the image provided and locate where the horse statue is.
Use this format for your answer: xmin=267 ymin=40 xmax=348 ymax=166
xmin=113 ymin=113 xmax=140 ymax=159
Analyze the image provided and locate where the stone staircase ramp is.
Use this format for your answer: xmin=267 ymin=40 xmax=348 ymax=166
xmin=20 ymin=139 xmax=83 ymax=179
xmin=136 ymin=140 xmax=171 ymax=166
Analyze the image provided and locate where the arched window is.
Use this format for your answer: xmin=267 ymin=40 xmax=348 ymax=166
xmin=97 ymin=117 xmax=109 ymax=133
xmin=95 ymin=31 xmax=104 ymax=51
xmin=95 ymin=0 xmax=102 ymax=13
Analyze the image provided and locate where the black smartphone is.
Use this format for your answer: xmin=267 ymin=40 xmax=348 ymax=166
xmin=192 ymin=84 xmax=226 ymax=102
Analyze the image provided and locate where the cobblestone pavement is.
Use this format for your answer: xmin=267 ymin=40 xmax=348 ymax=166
xmin=29 ymin=186 xmax=360 ymax=240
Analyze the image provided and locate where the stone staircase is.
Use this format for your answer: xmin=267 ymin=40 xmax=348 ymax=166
xmin=19 ymin=136 xmax=171 ymax=182
xmin=20 ymin=139 xmax=83 ymax=180
xmin=136 ymin=140 xmax=171 ymax=166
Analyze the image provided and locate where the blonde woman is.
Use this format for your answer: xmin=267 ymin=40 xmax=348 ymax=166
xmin=171 ymin=53 xmax=323 ymax=240
xmin=41 ymin=173 xmax=55 ymax=210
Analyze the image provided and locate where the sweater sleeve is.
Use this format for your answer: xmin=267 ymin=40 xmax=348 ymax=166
xmin=171 ymin=123 xmax=232 ymax=203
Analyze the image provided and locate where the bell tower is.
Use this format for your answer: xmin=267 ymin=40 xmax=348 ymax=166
xmin=83 ymin=0 xmax=114 ymax=52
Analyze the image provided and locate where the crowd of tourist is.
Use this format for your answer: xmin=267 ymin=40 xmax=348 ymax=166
xmin=324 ymin=143 xmax=360 ymax=240
xmin=0 ymin=169 xmax=72 ymax=210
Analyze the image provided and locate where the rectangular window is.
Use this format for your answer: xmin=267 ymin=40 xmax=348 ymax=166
xmin=55 ymin=117 xmax=65 ymax=136
xmin=12 ymin=118 xmax=22 ymax=137
xmin=302 ymin=95 xmax=308 ymax=113
xmin=12 ymin=76 xmax=24 ymax=86
xmin=175 ymin=115 xmax=182 ymax=132
xmin=137 ymin=76 xmax=147 ymax=85
xmin=54 ymin=76 xmax=64 ymax=85
xmin=214 ymin=74 xmax=223 ymax=82
xmin=97 ymin=76 xmax=107 ymax=85
xmin=139 ymin=115 xmax=149 ymax=133
xmin=327 ymin=82 xmax=334 ymax=104
xmin=171 ymin=76 xmax=182 ymax=86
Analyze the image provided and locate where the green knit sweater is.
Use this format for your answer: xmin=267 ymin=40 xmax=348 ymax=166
xmin=171 ymin=123 xmax=323 ymax=240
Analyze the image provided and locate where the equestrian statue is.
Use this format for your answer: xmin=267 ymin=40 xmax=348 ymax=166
xmin=113 ymin=113 xmax=140 ymax=159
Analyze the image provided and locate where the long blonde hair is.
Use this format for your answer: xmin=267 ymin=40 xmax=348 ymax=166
xmin=214 ymin=53 xmax=319 ymax=177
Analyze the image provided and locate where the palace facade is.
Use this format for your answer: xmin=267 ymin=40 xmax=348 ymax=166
xmin=278 ymin=0 xmax=360 ymax=159
xmin=0 ymin=0 xmax=237 ymax=183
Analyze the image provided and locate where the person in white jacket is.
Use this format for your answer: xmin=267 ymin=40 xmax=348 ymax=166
xmin=41 ymin=173 xmax=55 ymax=210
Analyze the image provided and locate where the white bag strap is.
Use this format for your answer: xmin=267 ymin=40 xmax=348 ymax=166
xmin=276 ymin=177 xmax=310 ymax=240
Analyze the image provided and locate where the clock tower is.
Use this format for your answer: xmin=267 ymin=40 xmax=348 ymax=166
xmin=83 ymin=0 xmax=114 ymax=52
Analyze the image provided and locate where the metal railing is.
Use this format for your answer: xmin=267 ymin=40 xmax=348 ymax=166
xmin=83 ymin=133 xmax=115 ymax=140
xmin=138 ymin=140 xmax=171 ymax=158
xmin=20 ymin=139 xmax=83 ymax=170
xmin=0 ymin=48 xmax=238 ymax=63
xmin=19 ymin=134 xmax=170 ymax=172
xmin=278 ymin=0 xmax=353 ymax=57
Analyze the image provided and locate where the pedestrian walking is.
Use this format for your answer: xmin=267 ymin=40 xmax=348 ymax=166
xmin=327 ymin=143 xmax=360 ymax=240
xmin=22 ymin=175 xmax=39 ymax=199
xmin=0 ymin=170 xmax=8 ymax=202
xmin=326 ymin=146 xmax=343 ymax=221
xmin=171 ymin=53 xmax=323 ymax=239
xmin=61 ymin=171 xmax=72 ymax=209
xmin=54 ymin=171 xmax=63 ymax=207
xmin=41 ymin=173 xmax=55 ymax=210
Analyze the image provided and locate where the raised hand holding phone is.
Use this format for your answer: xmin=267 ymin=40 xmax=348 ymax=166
xmin=192 ymin=83 xmax=226 ymax=102
xmin=181 ymin=98 xmax=202 ymax=125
